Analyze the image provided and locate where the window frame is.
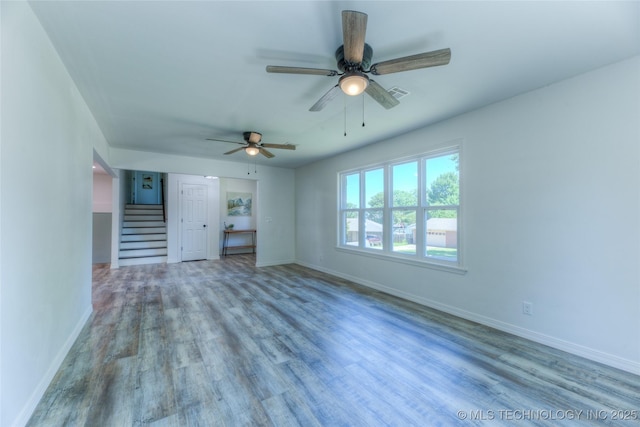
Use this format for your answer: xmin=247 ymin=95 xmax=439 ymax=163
xmin=337 ymin=142 xmax=465 ymax=274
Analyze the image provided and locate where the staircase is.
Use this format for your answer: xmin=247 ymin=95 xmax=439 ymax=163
xmin=119 ymin=204 xmax=167 ymax=266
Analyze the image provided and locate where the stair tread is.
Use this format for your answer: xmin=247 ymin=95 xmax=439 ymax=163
xmin=121 ymin=234 xmax=166 ymax=242
xmin=120 ymin=238 xmax=167 ymax=242
xmin=124 ymin=216 xmax=164 ymax=220
xmin=120 ymin=241 xmax=166 ymax=248
xmin=119 ymin=248 xmax=168 ymax=258
xmin=118 ymin=256 xmax=167 ymax=267
xmin=122 ymin=228 xmax=166 ymax=234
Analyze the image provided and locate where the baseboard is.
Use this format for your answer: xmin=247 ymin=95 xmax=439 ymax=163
xmin=256 ymin=258 xmax=296 ymax=268
xmin=13 ymin=305 xmax=93 ymax=427
xmin=295 ymin=260 xmax=640 ymax=376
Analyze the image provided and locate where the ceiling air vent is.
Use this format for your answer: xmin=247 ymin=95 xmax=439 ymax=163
xmin=387 ymin=87 xmax=410 ymax=100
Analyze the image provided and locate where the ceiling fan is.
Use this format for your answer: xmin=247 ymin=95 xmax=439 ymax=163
xmin=266 ymin=10 xmax=451 ymax=112
xmin=206 ymin=131 xmax=295 ymax=158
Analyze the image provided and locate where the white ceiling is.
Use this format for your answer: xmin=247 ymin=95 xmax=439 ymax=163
xmin=31 ymin=1 xmax=640 ymax=169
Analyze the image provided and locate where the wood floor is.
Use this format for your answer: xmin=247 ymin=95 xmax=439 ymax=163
xmin=28 ymin=255 xmax=639 ymax=426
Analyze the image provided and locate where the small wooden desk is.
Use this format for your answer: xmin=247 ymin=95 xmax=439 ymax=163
xmin=222 ymin=229 xmax=256 ymax=257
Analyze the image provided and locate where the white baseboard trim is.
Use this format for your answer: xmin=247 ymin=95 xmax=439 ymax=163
xmin=13 ymin=305 xmax=93 ymax=427
xmin=256 ymin=258 xmax=296 ymax=268
xmin=295 ymin=260 xmax=640 ymax=376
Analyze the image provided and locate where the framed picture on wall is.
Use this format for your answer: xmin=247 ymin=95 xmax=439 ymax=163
xmin=227 ymin=192 xmax=252 ymax=216
xmin=142 ymin=174 xmax=153 ymax=189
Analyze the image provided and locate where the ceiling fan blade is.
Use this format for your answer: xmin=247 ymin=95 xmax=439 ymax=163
xmin=370 ymin=48 xmax=451 ymax=75
xmin=207 ymin=138 xmax=244 ymax=145
xmin=259 ymin=148 xmax=275 ymax=158
xmin=261 ymin=143 xmax=296 ymax=150
xmin=365 ymin=80 xmax=400 ymax=110
xmin=342 ymin=10 xmax=368 ymax=64
xmin=266 ymin=65 xmax=338 ymax=76
xmin=224 ymin=147 xmax=246 ymax=155
xmin=309 ymin=84 xmax=341 ymax=112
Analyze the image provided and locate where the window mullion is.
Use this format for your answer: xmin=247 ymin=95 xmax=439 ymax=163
xmin=383 ymin=164 xmax=391 ymax=250
xmin=416 ymin=157 xmax=427 ymax=257
xmin=359 ymin=171 xmax=365 ymax=247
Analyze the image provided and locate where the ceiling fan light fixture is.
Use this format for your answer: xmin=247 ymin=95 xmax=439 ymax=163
xmin=245 ymin=145 xmax=260 ymax=156
xmin=339 ymin=71 xmax=369 ymax=96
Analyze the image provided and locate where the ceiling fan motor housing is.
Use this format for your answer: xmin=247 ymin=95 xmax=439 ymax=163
xmin=336 ymin=43 xmax=373 ymax=72
xmin=243 ymin=131 xmax=262 ymax=144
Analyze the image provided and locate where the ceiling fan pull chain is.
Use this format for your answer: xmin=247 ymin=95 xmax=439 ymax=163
xmin=344 ymin=95 xmax=347 ymax=136
xmin=362 ymin=94 xmax=365 ymax=127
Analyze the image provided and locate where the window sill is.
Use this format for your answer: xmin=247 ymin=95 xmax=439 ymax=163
xmin=335 ymin=246 xmax=467 ymax=275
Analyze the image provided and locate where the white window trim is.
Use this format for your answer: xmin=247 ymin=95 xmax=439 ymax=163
xmin=337 ymin=140 xmax=465 ymax=273
xmin=335 ymin=245 xmax=467 ymax=274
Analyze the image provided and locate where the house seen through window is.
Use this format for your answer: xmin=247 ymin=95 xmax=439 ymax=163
xmin=339 ymin=146 xmax=460 ymax=267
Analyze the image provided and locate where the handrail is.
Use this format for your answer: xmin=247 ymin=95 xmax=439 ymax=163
xmin=160 ymin=177 xmax=166 ymax=223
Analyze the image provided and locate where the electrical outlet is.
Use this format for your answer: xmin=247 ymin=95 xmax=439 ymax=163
xmin=522 ymin=301 xmax=533 ymax=316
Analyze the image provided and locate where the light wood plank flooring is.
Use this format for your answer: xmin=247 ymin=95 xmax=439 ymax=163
xmin=28 ymin=255 xmax=639 ymax=426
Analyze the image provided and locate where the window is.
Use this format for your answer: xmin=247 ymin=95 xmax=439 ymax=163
xmin=364 ymin=168 xmax=384 ymax=250
xmin=424 ymin=154 xmax=460 ymax=262
xmin=392 ymin=161 xmax=418 ymax=255
xmin=342 ymin=173 xmax=360 ymax=246
xmin=339 ymin=145 xmax=462 ymax=270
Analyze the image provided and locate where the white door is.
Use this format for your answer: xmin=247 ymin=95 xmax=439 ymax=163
xmin=181 ymin=184 xmax=208 ymax=261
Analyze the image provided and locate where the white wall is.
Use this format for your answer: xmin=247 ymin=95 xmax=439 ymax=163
xmin=1 ymin=3 xmax=108 ymax=425
xmin=92 ymin=173 xmax=112 ymax=213
xmin=92 ymin=173 xmax=112 ymax=263
xmin=295 ymin=56 xmax=640 ymax=374
xmin=109 ymin=148 xmax=296 ymax=267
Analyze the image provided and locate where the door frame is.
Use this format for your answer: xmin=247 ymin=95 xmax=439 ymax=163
xmin=171 ymin=176 xmax=220 ymax=263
